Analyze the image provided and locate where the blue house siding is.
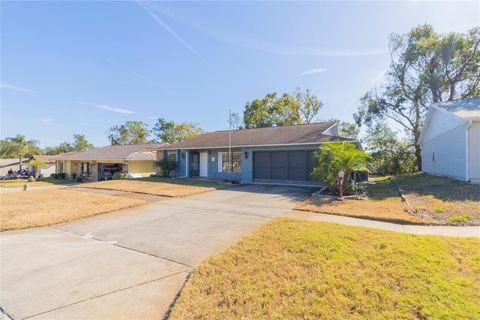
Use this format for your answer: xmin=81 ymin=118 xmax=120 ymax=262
xmin=207 ymin=149 xmax=242 ymax=181
xmin=167 ymin=144 xmax=323 ymax=184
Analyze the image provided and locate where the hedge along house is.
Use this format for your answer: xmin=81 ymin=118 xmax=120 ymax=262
xmin=154 ymin=121 xmax=355 ymax=186
xmin=55 ymin=143 xmax=165 ymax=181
xmin=420 ymin=98 xmax=480 ymax=184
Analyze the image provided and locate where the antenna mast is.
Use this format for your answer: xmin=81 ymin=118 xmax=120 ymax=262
xmin=228 ymin=109 xmax=232 ymax=172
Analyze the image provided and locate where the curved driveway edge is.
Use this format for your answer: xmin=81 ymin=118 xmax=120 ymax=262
xmin=287 ymin=210 xmax=480 ymax=238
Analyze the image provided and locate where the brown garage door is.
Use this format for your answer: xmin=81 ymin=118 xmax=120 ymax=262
xmin=253 ymin=151 xmax=317 ymax=182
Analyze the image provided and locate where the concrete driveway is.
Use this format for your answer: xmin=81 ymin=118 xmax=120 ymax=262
xmin=1 ymin=185 xmax=313 ymax=320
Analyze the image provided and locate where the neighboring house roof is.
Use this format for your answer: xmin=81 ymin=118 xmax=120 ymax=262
xmin=56 ymin=144 xmax=165 ymax=161
xmin=432 ymin=98 xmax=480 ymax=121
xmin=420 ymin=98 xmax=480 ymax=144
xmin=0 ymin=158 xmax=20 ymax=168
xmin=32 ymin=153 xmax=75 ymax=164
xmin=156 ymin=121 xmax=353 ymax=150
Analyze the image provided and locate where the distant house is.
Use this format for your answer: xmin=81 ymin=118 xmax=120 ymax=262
xmin=31 ymin=154 xmax=65 ymax=177
xmin=420 ymin=98 xmax=480 ymax=184
xmin=0 ymin=158 xmax=21 ymax=176
xmin=55 ymin=144 xmax=165 ymax=181
xmin=154 ymin=121 xmax=355 ymax=186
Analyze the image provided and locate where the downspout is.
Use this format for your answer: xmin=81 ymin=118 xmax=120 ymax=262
xmin=465 ymin=120 xmax=472 ymax=183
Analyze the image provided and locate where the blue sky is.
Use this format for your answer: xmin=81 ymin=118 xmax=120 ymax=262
xmin=1 ymin=1 xmax=479 ymax=147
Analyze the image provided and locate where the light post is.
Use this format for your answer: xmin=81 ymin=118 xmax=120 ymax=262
xmin=338 ymin=170 xmax=345 ymax=200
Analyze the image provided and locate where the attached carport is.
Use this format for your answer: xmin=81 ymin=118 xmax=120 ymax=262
xmin=253 ymin=150 xmax=317 ymax=184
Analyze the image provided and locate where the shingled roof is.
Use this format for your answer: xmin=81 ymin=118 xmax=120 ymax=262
xmin=433 ymin=98 xmax=480 ymax=121
xmin=56 ymin=144 xmax=165 ymax=161
xmin=156 ymin=121 xmax=352 ymax=150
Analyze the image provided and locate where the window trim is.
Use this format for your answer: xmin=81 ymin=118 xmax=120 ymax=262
xmin=221 ymin=151 xmax=241 ymax=173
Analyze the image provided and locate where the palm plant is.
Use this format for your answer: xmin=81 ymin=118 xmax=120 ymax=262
xmin=312 ymin=142 xmax=371 ymax=197
xmin=28 ymin=159 xmax=47 ymax=178
xmin=0 ymin=135 xmax=41 ymax=171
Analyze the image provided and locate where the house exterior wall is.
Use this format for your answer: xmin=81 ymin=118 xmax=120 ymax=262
xmin=0 ymin=163 xmax=20 ymax=175
xmin=38 ymin=164 xmax=56 ymax=177
xmin=207 ymin=148 xmax=242 ymax=181
xmin=422 ymin=122 xmax=467 ymax=181
xmin=167 ymin=144 xmax=323 ymax=184
xmin=468 ymin=121 xmax=480 ymax=184
xmin=423 ymin=108 xmax=464 ymax=142
xmin=128 ymin=160 xmax=155 ymax=177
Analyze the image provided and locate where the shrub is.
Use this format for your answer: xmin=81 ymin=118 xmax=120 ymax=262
xmin=71 ymin=173 xmax=77 ymax=180
xmin=28 ymin=176 xmax=36 ymax=182
xmin=154 ymin=159 xmax=178 ymax=177
xmin=312 ymin=142 xmax=371 ymax=196
xmin=51 ymin=173 xmax=58 ymax=179
xmin=76 ymin=176 xmax=84 ymax=182
xmin=58 ymin=173 xmax=67 ymax=180
xmin=112 ymin=172 xmax=129 ymax=180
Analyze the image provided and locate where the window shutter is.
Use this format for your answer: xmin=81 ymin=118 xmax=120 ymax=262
xmin=218 ymin=152 xmax=222 ymax=172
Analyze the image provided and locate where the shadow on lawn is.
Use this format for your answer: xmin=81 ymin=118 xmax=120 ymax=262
xmin=395 ymin=173 xmax=480 ymax=202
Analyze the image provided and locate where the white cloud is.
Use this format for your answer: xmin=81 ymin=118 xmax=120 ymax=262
xmin=301 ymin=68 xmax=327 ymax=76
xmin=38 ymin=117 xmax=53 ymax=123
xmin=1 ymin=83 xmax=37 ymax=93
xmin=95 ymin=105 xmax=135 ymax=114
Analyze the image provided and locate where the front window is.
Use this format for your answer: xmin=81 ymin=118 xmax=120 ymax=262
xmin=222 ymin=151 xmax=241 ymax=173
xmin=167 ymin=152 xmax=177 ymax=161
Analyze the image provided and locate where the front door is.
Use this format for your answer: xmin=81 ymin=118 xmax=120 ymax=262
xmin=192 ymin=153 xmax=199 ymax=177
xmin=199 ymin=152 xmax=208 ymax=177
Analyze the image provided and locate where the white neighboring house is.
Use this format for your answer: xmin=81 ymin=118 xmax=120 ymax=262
xmin=420 ymin=98 xmax=480 ymax=184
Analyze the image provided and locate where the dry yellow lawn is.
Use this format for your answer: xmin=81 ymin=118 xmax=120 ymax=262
xmin=79 ymin=180 xmax=217 ymax=197
xmin=0 ymin=189 xmax=145 ymax=231
xmin=295 ymin=177 xmax=432 ymax=225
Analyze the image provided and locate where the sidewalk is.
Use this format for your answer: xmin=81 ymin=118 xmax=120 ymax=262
xmin=287 ymin=210 xmax=480 ymax=238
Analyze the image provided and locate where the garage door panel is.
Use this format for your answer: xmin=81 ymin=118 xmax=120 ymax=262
xmin=306 ymin=151 xmax=317 ymax=181
xmin=253 ymin=152 xmax=270 ymax=179
xmin=288 ymin=152 xmax=307 ymax=180
xmin=271 ymin=152 xmax=288 ymax=179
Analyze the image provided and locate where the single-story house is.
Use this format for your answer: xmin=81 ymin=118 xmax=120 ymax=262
xmin=0 ymin=158 xmax=22 ymax=176
xmin=55 ymin=143 xmax=165 ymax=181
xmin=30 ymin=154 xmax=64 ymax=177
xmin=420 ymin=98 xmax=480 ymax=184
xmin=154 ymin=121 xmax=355 ymax=185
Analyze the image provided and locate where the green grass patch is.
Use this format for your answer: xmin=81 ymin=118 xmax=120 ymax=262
xmin=449 ymin=214 xmax=471 ymax=223
xmin=170 ymin=218 xmax=480 ymax=320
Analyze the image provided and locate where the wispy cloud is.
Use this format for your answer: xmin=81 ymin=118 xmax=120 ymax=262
xmin=136 ymin=1 xmax=222 ymax=76
xmin=145 ymin=7 xmax=387 ymax=58
xmin=95 ymin=105 xmax=135 ymax=114
xmin=301 ymin=68 xmax=327 ymax=76
xmin=0 ymin=83 xmax=37 ymax=93
xmin=38 ymin=117 xmax=53 ymax=123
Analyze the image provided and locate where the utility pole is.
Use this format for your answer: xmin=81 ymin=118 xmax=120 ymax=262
xmin=228 ymin=109 xmax=232 ymax=172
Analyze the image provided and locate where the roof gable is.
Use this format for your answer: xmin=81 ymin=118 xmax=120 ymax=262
xmin=420 ymin=105 xmax=466 ymax=144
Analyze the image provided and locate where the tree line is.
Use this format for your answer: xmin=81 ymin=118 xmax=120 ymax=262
xmin=1 ymin=24 xmax=477 ymax=176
